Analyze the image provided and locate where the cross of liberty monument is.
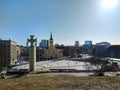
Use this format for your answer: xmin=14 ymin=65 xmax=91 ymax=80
xmin=27 ymin=35 xmax=37 ymax=71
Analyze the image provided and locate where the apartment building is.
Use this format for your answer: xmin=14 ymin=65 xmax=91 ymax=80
xmin=0 ymin=39 xmax=17 ymax=70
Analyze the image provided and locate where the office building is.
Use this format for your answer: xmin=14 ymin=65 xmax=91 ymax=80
xmin=0 ymin=39 xmax=17 ymax=70
xmin=75 ymin=41 xmax=79 ymax=47
xmin=39 ymin=39 xmax=49 ymax=48
xmin=85 ymin=40 xmax=92 ymax=46
xmin=92 ymin=42 xmax=110 ymax=57
xmin=106 ymin=45 xmax=120 ymax=58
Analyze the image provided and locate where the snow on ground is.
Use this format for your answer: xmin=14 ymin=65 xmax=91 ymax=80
xmin=11 ymin=59 xmax=120 ymax=76
xmin=13 ymin=59 xmax=93 ymax=71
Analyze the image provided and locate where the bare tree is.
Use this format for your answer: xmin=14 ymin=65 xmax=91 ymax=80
xmin=84 ymin=57 xmax=119 ymax=76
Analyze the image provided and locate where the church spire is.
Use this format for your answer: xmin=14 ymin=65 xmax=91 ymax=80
xmin=50 ymin=32 xmax=53 ymax=40
xmin=49 ymin=32 xmax=53 ymax=47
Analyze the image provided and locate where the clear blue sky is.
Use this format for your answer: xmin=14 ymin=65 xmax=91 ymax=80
xmin=0 ymin=0 xmax=120 ymax=45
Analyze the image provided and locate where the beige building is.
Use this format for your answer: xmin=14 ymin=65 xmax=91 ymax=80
xmin=0 ymin=39 xmax=18 ymax=70
xmin=16 ymin=45 xmax=21 ymax=60
xmin=44 ymin=33 xmax=63 ymax=59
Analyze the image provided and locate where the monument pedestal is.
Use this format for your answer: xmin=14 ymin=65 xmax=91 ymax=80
xmin=29 ymin=46 xmax=36 ymax=71
xmin=27 ymin=35 xmax=37 ymax=71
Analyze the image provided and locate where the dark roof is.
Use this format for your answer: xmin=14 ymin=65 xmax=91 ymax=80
xmin=107 ymin=45 xmax=120 ymax=50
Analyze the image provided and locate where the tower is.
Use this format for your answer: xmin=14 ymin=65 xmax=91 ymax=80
xmin=49 ymin=32 xmax=53 ymax=47
xmin=48 ymin=32 xmax=54 ymax=59
xmin=44 ymin=32 xmax=63 ymax=60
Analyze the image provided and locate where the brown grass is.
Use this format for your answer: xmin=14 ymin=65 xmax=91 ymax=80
xmin=0 ymin=75 xmax=120 ymax=90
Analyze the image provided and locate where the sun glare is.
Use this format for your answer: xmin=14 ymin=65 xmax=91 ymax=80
xmin=102 ymin=0 xmax=118 ymax=9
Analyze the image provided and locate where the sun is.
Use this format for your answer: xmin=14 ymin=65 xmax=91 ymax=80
xmin=102 ymin=0 xmax=118 ymax=9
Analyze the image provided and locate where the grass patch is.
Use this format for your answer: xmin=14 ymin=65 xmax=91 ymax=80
xmin=0 ymin=75 xmax=120 ymax=90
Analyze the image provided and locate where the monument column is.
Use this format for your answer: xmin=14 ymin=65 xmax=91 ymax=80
xmin=27 ymin=35 xmax=37 ymax=71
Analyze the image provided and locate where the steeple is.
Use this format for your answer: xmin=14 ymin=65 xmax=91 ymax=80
xmin=49 ymin=32 xmax=53 ymax=47
xmin=50 ymin=32 xmax=53 ymax=40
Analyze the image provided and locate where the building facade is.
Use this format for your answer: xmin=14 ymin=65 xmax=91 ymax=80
xmin=0 ymin=39 xmax=17 ymax=70
xmin=106 ymin=45 xmax=120 ymax=58
xmin=75 ymin=41 xmax=79 ymax=47
xmin=85 ymin=40 xmax=92 ymax=46
xmin=39 ymin=39 xmax=49 ymax=48
xmin=20 ymin=46 xmax=29 ymax=60
xmin=16 ymin=45 xmax=21 ymax=60
xmin=92 ymin=42 xmax=110 ymax=57
xmin=44 ymin=33 xmax=63 ymax=59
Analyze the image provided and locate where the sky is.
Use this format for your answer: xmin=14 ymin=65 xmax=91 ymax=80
xmin=0 ymin=0 xmax=120 ymax=46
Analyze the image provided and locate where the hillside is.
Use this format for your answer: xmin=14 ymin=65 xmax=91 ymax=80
xmin=0 ymin=75 xmax=120 ymax=90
